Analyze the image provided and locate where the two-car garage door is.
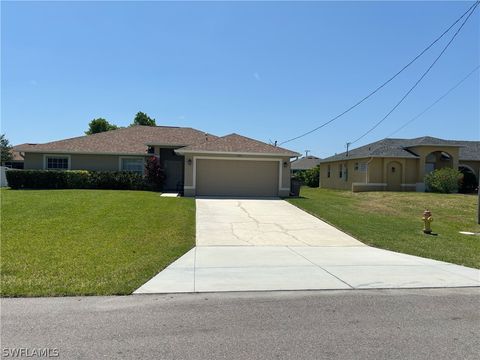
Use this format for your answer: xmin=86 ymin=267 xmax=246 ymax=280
xmin=196 ymin=159 xmax=279 ymax=197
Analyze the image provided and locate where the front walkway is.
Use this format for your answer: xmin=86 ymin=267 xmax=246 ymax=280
xmin=135 ymin=199 xmax=480 ymax=294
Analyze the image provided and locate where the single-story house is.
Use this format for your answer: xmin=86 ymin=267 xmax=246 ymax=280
xmin=291 ymin=156 xmax=321 ymax=173
xmin=319 ymin=136 xmax=480 ymax=192
xmin=15 ymin=125 xmax=300 ymax=197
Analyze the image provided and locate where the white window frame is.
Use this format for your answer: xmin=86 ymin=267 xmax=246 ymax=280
xmin=118 ymin=157 xmax=145 ymax=174
xmin=43 ymin=154 xmax=71 ymax=170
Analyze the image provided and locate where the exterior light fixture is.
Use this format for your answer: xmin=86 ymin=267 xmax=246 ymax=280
xmin=283 ymin=161 xmax=288 ymax=168
xmin=187 ymin=159 xmax=192 ymax=166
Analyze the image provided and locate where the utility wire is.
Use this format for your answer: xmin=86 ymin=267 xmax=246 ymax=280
xmin=348 ymin=1 xmax=479 ymax=146
xmin=387 ymin=64 xmax=480 ymax=138
xmin=279 ymin=1 xmax=478 ymax=146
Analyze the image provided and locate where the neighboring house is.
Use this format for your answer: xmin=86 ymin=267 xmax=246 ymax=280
xmin=291 ymin=156 xmax=321 ymax=173
xmin=319 ymin=136 xmax=480 ymax=192
xmin=15 ymin=126 xmax=299 ymax=197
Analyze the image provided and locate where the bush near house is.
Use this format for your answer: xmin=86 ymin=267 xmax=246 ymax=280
xmin=425 ymin=168 xmax=463 ymax=193
xmin=293 ymin=166 xmax=320 ymax=188
xmin=6 ymin=170 xmax=147 ymax=190
xmin=145 ymin=156 xmax=166 ymax=191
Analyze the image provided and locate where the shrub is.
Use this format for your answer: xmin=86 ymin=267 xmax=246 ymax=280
xmin=293 ymin=166 xmax=320 ymax=188
xmin=424 ymin=168 xmax=463 ymax=193
xmin=145 ymin=156 xmax=166 ymax=190
xmin=6 ymin=170 xmax=146 ymax=190
xmin=87 ymin=171 xmax=146 ymax=190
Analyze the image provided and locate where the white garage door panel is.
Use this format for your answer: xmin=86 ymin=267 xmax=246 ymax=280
xmin=196 ymin=159 xmax=279 ymax=197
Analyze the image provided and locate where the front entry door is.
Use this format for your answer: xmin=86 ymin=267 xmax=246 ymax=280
xmin=386 ymin=161 xmax=402 ymax=191
xmin=160 ymin=148 xmax=184 ymax=192
xmin=164 ymin=160 xmax=184 ymax=191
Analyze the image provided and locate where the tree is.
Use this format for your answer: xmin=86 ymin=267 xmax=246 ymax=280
xmin=131 ymin=112 xmax=156 ymax=127
xmin=85 ymin=118 xmax=118 ymax=135
xmin=293 ymin=166 xmax=320 ymax=188
xmin=0 ymin=134 xmax=13 ymax=164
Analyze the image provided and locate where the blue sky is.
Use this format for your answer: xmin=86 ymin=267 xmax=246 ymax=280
xmin=2 ymin=1 xmax=479 ymax=157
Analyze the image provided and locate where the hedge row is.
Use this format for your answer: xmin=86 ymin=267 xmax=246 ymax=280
xmin=5 ymin=170 xmax=148 ymax=190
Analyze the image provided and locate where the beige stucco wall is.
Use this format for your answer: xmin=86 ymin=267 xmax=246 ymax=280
xmin=320 ymin=157 xmax=420 ymax=192
xmin=24 ymin=153 xmax=44 ymax=169
xmin=367 ymin=158 xmax=383 ymax=183
xmin=23 ymin=152 xmax=146 ymax=171
xmin=404 ymin=158 xmax=418 ymax=184
xmin=182 ymin=153 xmax=292 ymax=197
xmin=320 ymin=158 xmax=379 ymax=190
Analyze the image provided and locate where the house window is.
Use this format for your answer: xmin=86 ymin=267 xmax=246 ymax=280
xmin=354 ymin=162 xmax=359 ymax=171
xmin=46 ymin=156 xmax=69 ymax=170
xmin=339 ymin=164 xmax=343 ymax=178
xmin=358 ymin=163 xmax=367 ymax=172
xmin=327 ymin=165 xmax=331 ymax=178
xmin=120 ymin=158 xmax=144 ymax=174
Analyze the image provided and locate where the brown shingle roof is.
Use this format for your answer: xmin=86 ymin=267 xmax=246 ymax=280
xmin=9 ymin=144 xmax=38 ymax=161
xmin=176 ymin=133 xmax=300 ymax=157
xmin=15 ymin=126 xmax=217 ymax=155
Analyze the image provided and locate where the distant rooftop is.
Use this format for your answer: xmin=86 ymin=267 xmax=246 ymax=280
xmin=291 ymin=156 xmax=321 ymax=170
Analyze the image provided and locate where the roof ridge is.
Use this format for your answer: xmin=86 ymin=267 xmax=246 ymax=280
xmin=223 ymin=133 xmax=294 ymax=152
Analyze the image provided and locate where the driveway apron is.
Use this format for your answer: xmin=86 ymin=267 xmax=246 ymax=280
xmin=135 ymin=198 xmax=480 ymax=293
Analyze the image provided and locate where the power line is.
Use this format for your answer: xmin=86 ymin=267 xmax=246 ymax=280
xmin=348 ymin=1 xmax=479 ymax=146
xmin=278 ymin=1 xmax=479 ymax=146
xmin=388 ymin=64 xmax=480 ymax=138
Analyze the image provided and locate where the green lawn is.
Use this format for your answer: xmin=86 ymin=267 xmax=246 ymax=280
xmin=0 ymin=189 xmax=195 ymax=297
xmin=288 ymin=188 xmax=480 ymax=269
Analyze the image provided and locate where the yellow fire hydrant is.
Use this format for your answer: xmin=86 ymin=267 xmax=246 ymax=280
xmin=422 ymin=209 xmax=433 ymax=234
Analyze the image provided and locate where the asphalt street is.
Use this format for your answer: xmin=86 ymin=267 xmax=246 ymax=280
xmin=1 ymin=288 xmax=479 ymax=360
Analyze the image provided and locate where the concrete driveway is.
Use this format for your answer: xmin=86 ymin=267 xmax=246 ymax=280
xmin=135 ymin=198 xmax=480 ymax=294
xmin=196 ymin=198 xmax=362 ymax=246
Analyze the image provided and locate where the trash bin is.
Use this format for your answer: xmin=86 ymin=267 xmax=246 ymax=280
xmin=290 ymin=179 xmax=301 ymax=197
